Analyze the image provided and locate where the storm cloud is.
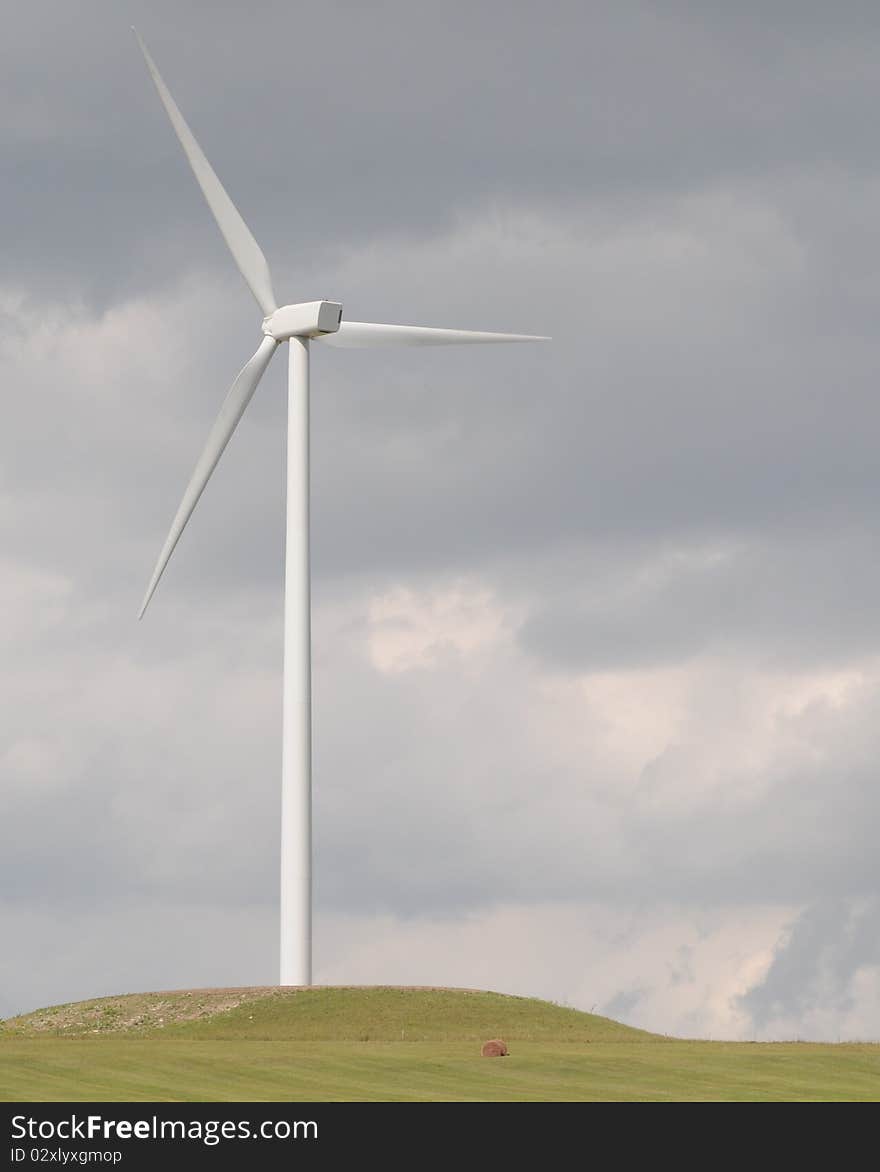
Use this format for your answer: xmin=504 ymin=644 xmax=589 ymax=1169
xmin=2 ymin=0 xmax=880 ymax=1039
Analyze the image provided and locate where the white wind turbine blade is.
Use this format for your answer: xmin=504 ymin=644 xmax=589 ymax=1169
xmin=316 ymin=321 xmax=551 ymax=348
xmin=139 ymin=336 xmax=279 ymax=618
xmin=134 ymin=30 xmax=277 ymax=316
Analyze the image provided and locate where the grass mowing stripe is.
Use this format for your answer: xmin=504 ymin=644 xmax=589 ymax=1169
xmin=2 ymin=1040 xmax=878 ymax=1102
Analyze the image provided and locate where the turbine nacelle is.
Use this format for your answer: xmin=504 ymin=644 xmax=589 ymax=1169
xmin=262 ymin=301 xmax=343 ymax=341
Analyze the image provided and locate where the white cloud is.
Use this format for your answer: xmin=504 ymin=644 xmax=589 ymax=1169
xmin=316 ymin=901 xmax=796 ymax=1040
xmin=366 ymin=582 xmax=514 ymax=674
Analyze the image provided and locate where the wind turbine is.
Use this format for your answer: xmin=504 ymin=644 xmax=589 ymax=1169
xmin=134 ymin=32 xmax=550 ymax=986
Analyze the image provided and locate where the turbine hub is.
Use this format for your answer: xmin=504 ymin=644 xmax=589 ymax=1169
xmin=262 ymin=301 xmax=343 ymax=341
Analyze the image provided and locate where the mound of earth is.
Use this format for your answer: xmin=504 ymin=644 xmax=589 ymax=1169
xmin=1 ymin=986 xmax=658 ymax=1043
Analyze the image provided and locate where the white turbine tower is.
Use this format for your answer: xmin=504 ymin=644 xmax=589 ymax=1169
xmin=135 ymin=33 xmax=549 ymax=986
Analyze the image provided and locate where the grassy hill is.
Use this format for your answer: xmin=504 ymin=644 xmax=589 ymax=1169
xmin=2 ymin=986 xmax=878 ymax=1101
xmin=1 ymin=986 xmax=653 ymax=1043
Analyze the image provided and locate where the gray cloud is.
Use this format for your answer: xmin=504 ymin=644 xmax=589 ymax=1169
xmin=519 ymin=533 xmax=880 ymax=672
xmin=9 ymin=1 xmax=880 ymax=301
xmin=739 ymin=898 xmax=880 ymax=1038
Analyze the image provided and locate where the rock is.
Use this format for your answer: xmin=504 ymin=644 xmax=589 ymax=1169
xmin=481 ymin=1038 xmax=509 ymax=1057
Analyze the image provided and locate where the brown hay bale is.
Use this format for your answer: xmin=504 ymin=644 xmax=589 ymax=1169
xmin=481 ymin=1038 xmax=509 ymax=1057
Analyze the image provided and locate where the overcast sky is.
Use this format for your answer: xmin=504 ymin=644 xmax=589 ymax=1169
xmin=3 ymin=0 xmax=880 ymax=1041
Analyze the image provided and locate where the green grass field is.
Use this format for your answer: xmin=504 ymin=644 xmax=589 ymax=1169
xmin=2 ymin=987 xmax=878 ymax=1101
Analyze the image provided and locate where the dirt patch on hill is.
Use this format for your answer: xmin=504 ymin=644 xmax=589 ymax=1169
xmin=1 ymin=986 xmax=500 ymax=1038
xmin=1 ymin=987 xmax=284 ymax=1036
